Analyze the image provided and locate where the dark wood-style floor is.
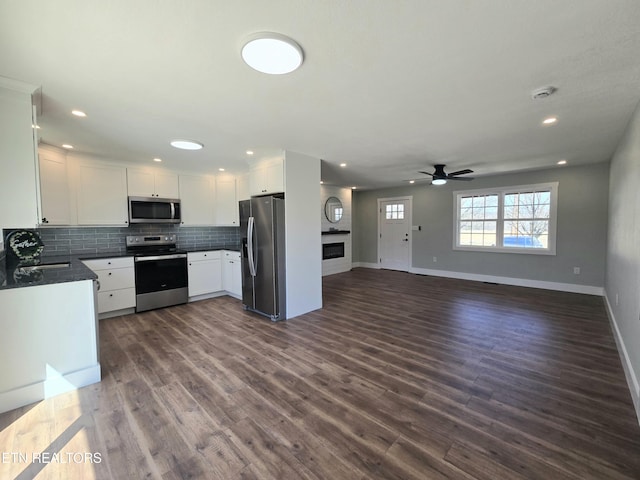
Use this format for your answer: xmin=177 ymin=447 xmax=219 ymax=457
xmin=1 ymin=268 xmax=639 ymax=479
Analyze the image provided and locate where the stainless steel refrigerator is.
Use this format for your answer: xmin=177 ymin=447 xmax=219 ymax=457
xmin=240 ymin=195 xmax=286 ymax=321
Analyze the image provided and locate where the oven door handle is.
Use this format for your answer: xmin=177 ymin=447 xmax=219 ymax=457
xmin=135 ymin=254 xmax=187 ymax=262
xmin=247 ymin=216 xmax=256 ymax=277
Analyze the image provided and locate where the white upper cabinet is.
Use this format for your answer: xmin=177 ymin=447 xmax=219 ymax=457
xmin=77 ymin=163 xmax=128 ymax=225
xmin=249 ymin=157 xmax=284 ymax=196
xmin=215 ymin=176 xmax=238 ymax=226
xmin=236 ymin=172 xmax=250 ymax=201
xmin=179 ymin=174 xmax=215 ymax=226
xmin=127 ymin=168 xmax=179 ymax=198
xmin=38 ymin=147 xmax=71 ymax=225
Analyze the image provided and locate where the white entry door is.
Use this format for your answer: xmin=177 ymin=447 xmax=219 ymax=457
xmin=378 ymin=197 xmax=411 ymax=271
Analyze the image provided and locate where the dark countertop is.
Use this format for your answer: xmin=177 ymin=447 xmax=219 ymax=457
xmin=0 ymin=245 xmax=242 ymax=290
xmin=0 ymin=255 xmax=97 ymax=291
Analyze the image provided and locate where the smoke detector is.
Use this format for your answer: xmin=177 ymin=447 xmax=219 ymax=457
xmin=531 ymin=86 xmax=557 ymax=100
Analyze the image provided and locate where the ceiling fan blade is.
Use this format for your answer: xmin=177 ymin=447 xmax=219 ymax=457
xmin=449 ymin=176 xmax=475 ymax=181
xmin=448 ymin=169 xmax=474 ymax=176
xmin=418 ymin=171 xmax=435 ymax=177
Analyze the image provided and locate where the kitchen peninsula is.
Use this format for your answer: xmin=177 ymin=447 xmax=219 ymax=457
xmin=0 ymin=256 xmax=101 ymax=414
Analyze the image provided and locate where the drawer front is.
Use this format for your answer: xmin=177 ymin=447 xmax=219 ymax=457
xmin=97 ymin=287 xmax=136 ymax=313
xmin=223 ymin=250 xmax=240 ymax=260
xmin=84 ymin=256 xmax=134 ymax=271
xmin=187 ymin=250 xmax=222 ymax=262
xmin=96 ymin=267 xmax=135 ymax=291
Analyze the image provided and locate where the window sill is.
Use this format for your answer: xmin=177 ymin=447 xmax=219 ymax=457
xmin=453 ymin=245 xmax=556 ymax=256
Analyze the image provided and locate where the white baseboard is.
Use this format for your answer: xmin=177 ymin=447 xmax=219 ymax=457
xmin=189 ymin=291 xmax=237 ymax=303
xmin=604 ymin=293 xmax=640 ymax=425
xmin=352 ymin=262 xmax=381 ymax=269
xmin=0 ymin=364 xmax=101 ymax=414
xmin=354 ymin=263 xmax=603 ymax=295
xmin=408 ymin=266 xmax=603 ymax=295
xmin=99 ymin=307 xmax=135 ymax=320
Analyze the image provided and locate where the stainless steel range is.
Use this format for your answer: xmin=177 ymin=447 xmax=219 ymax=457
xmin=126 ymin=235 xmax=188 ymax=312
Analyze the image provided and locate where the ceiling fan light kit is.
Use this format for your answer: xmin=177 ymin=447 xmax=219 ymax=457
xmin=419 ymin=164 xmax=475 ymax=185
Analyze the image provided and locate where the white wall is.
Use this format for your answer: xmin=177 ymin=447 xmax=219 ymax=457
xmin=321 ymin=185 xmax=352 ymax=276
xmin=353 ymin=162 xmax=609 ymax=294
xmin=605 ymin=99 xmax=640 ymax=422
xmin=0 ymin=78 xmax=40 ymax=244
xmin=284 ymin=150 xmax=322 ymax=318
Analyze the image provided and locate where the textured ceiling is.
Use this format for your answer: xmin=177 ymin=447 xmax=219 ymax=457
xmin=1 ymin=0 xmax=639 ymax=189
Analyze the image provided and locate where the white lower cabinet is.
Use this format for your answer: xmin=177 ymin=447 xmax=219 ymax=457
xmin=222 ymin=250 xmax=242 ymax=298
xmin=187 ymin=251 xmax=222 ymax=297
xmin=82 ymin=257 xmax=135 ymax=315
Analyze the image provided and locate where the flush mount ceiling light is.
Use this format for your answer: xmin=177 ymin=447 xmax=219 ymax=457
xmin=153 ymin=158 xmax=162 ymax=162
xmin=71 ymin=109 xmax=86 ymax=117
xmin=543 ymin=116 xmax=558 ymax=125
xmin=62 ymin=144 xmax=74 ymax=149
xmin=241 ymin=32 xmax=304 ymax=75
xmin=340 ymin=163 xmax=347 ymax=167
xmin=432 ymin=178 xmax=447 ymax=186
xmin=246 ymin=150 xmax=254 ymax=155
xmin=557 ymin=160 xmax=567 ymax=165
xmin=170 ymin=139 xmax=203 ymax=150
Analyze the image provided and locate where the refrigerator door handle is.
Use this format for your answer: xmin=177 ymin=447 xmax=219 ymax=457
xmin=248 ymin=216 xmax=257 ymax=277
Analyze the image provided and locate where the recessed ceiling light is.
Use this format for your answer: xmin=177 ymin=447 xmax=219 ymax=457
xmin=340 ymin=163 xmax=347 ymax=167
xmin=409 ymin=180 xmax=415 ymax=184
xmin=320 ymin=181 xmax=324 ymax=184
xmin=153 ymin=158 xmax=162 ymax=162
xmin=71 ymin=110 xmax=86 ymax=117
xmin=432 ymin=179 xmax=447 ymax=186
xmin=62 ymin=144 xmax=74 ymax=149
xmin=351 ymin=186 xmax=357 ymax=190
xmin=246 ymin=150 xmax=254 ymax=155
xmin=557 ymin=160 xmax=567 ymax=165
xmin=219 ymin=168 xmax=225 ymax=172
xmin=241 ymin=32 xmax=304 ymax=75
xmin=170 ymin=140 xmax=203 ymax=150
xmin=31 ymin=124 xmax=40 ymax=129
xmin=543 ymin=117 xmax=558 ymax=125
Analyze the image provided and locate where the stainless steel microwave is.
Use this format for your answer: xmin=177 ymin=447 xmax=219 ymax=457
xmin=128 ymin=196 xmax=181 ymax=224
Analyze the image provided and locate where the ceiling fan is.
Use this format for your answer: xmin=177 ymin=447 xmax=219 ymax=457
xmin=419 ymin=164 xmax=474 ymax=185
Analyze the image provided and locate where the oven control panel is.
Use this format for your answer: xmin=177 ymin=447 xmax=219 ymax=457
xmin=126 ymin=235 xmax=176 ymax=247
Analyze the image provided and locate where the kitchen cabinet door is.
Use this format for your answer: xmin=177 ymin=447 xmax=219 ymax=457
xmin=249 ymin=157 xmax=283 ymax=195
xmin=154 ymin=172 xmax=180 ymax=198
xmin=77 ymin=163 xmax=128 ymax=225
xmin=127 ymin=168 xmax=179 ymax=198
xmin=38 ymin=148 xmax=71 ymax=225
xmin=126 ymin=169 xmax=155 ymax=197
xmin=222 ymin=251 xmax=242 ymax=297
xmin=215 ymin=177 xmax=238 ymax=226
xmin=236 ymin=172 xmax=250 ymax=201
xmin=188 ymin=258 xmax=222 ymax=297
xmin=179 ymin=174 xmax=215 ymax=226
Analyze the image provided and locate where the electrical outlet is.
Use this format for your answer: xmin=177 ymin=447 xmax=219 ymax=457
xmin=433 ymin=256 xmax=437 ymax=263
xmin=573 ymin=267 xmax=581 ymax=275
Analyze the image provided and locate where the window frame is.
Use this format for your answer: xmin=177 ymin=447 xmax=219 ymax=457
xmin=453 ymin=182 xmax=558 ymax=255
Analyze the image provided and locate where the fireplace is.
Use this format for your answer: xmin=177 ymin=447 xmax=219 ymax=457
xmin=322 ymin=242 xmax=344 ymax=260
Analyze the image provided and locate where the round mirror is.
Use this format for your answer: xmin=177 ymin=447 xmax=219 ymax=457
xmin=325 ymin=196 xmax=343 ymax=223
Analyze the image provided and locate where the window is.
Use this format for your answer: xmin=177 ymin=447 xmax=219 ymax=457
xmin=385 ymin=203 xmax=404 ymax=219
xmin=454 ymin=182 xmax=558 ymax=254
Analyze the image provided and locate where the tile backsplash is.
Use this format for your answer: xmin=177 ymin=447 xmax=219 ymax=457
xmin=37 ymin=225 xmax=241 ymax=257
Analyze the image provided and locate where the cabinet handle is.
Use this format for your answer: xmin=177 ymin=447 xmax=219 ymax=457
xmin=108 ymin=272 xmax=112 ymax=276
xmin=107 ymin=261 xmax=111 ymax=265
xmin=109 ymin=294 xmax=113 ymax=297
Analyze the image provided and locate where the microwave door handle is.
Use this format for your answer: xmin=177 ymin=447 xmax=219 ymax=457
xmin=170 ymin=202 xmax=175 ymax=220
xmin=247 ymin=216 xmax=256 ymax=277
